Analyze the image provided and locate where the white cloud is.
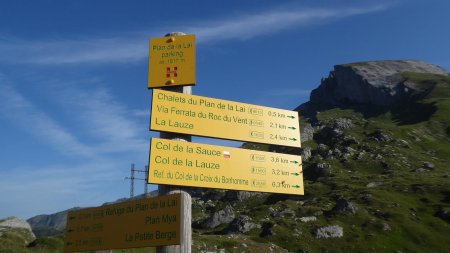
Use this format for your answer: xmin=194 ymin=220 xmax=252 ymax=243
xmin=131 ymin=109 xmax=150 ymax=117
xmin=56 ymin=85 xmax=148 ymax=154
xmin=0 ymin=74 xmax=94 ymax=157
xmin=0 ymin=161 xmax=126 ymax=219
xmin=0 ymin=3 xmax=393 ymax=65
xmin=188 ymin=4 xmax=390 ymax=43
xmin=0 ymin=74 xmax=148 ymax=157
xmin=0 ymin=75 xmax=150 ymax=218
xmin=0 ymin=36 xmax=149 ymax=64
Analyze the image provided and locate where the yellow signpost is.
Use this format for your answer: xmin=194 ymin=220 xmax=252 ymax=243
xmin=148 ymin=138 xmax=304 ymax=195
xmin=148 ymin=34 xmax=195 ymax=88
xmin=150 ymin=89 xmax=301 ymax=148
xmin=64 ymin=194 xmax=182 ymax=253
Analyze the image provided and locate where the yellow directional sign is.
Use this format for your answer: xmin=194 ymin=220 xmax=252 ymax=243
xmin=64 ymin=194 xmax=182 ymax=253
xmin=148 ymin=138 xmax=304 ymax=195
xmin=150 ymin=89 xmax=301 ymax=148
xmin=148 ymin=34 xmax=195 ymax=88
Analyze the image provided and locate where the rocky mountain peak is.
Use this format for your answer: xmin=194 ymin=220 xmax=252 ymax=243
xmin=342 ymin=60 xmax=447 ymax=87
xmin=0 ymin=217 xmax=33 ymax=231
xmin=297 ymin=60 xmax=448 ymax=114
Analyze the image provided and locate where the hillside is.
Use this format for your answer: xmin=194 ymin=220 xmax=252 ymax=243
xmin=2 ymin=60 xmax=449 ymax=253
xmin=191 ymin=61 xmax=450 ymax=252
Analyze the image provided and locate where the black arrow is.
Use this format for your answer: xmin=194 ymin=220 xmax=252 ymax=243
xmin=288 ymin=127 xmax=296 ymax=130
xmin=291 ymin=172 xmax=300 ymax=176
xmin=287 ymin=116 xmax=295 ymax=119
xmin=292 ymin=185 xmax=301 ymax=189
xmin=289 ymin=138 xmax=297 ymax=141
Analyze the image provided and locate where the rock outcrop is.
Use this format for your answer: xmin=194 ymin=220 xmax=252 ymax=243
xmin=297 ymin=60 xmax=447 ymax=114
xmin=27 ymin=209 xmax=71 ymax=237
xmin=315 ymin=225 xmax=344 ymax=239
xmin=224 ymin=215 xmax=260 ymax=234
xmin=331 ymin=198 xmax=358 ymax=215
xmin=195 ymin=205 xmax=235 ymax=229
xmin=0 ymin=216 xmax=36 ymax=244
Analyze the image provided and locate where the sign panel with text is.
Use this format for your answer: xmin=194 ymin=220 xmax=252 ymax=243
xmin=150 ymin=89 xmax=301 ymax=148
xmin=148 ymin=138 xmax=304 ymax=195
xmin=148 ymin=34 xmax=195 ymax=88
xmin=64 ymin=194 xmax=182 ymax=253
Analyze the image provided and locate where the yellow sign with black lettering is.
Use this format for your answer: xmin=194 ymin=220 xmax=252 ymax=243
xmin=150 ymin=89 xmax=301 ymax=147
xmin=148 ymin=138 xmax=304 ymax=195
xmin=64 ymin=194 xmax=182 ymax=253
xmin=148 ymin=34 xmax=195 ymax=88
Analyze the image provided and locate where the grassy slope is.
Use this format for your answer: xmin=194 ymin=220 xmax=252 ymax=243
xmin=189 ymin=73 xmax=450 ymax=252
xmin=288 ymin=73 xmax=450 ymax=252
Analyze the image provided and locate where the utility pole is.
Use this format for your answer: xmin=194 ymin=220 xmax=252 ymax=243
xmin=157 ymin=32 xmax=192 ymax=253
xmin=144 ymin=165 xmax=149 ymax=196
xmin=125 ymin=164 xmax=148 ymax=198
xmin=130 ymin=164 xmax=135 ymax=198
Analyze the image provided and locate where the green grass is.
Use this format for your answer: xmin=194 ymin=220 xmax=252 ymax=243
xmin=243 ymin=73 xmax=449 ymax=252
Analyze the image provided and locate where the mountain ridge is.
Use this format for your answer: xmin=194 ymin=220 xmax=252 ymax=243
xmin=297 ymin=60 xmax=448 ymax=118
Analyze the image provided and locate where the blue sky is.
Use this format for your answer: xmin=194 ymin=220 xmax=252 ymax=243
xmin=0 ymin=0 xmax=449 ymax=219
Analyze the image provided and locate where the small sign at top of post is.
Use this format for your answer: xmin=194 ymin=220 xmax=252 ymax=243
xmin=148 ymin=34 xmax=196 ymax=88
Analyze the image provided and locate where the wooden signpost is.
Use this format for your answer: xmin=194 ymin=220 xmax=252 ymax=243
xmin=64 ymin=194 xmax=182 ymax=253
xmin=146 ymin=32 xmax=303 ymax=253
xmin=64 ymin=31 xmax=304 ymax=253
xmin=151 ymin=32 xmax=194 ymax=253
